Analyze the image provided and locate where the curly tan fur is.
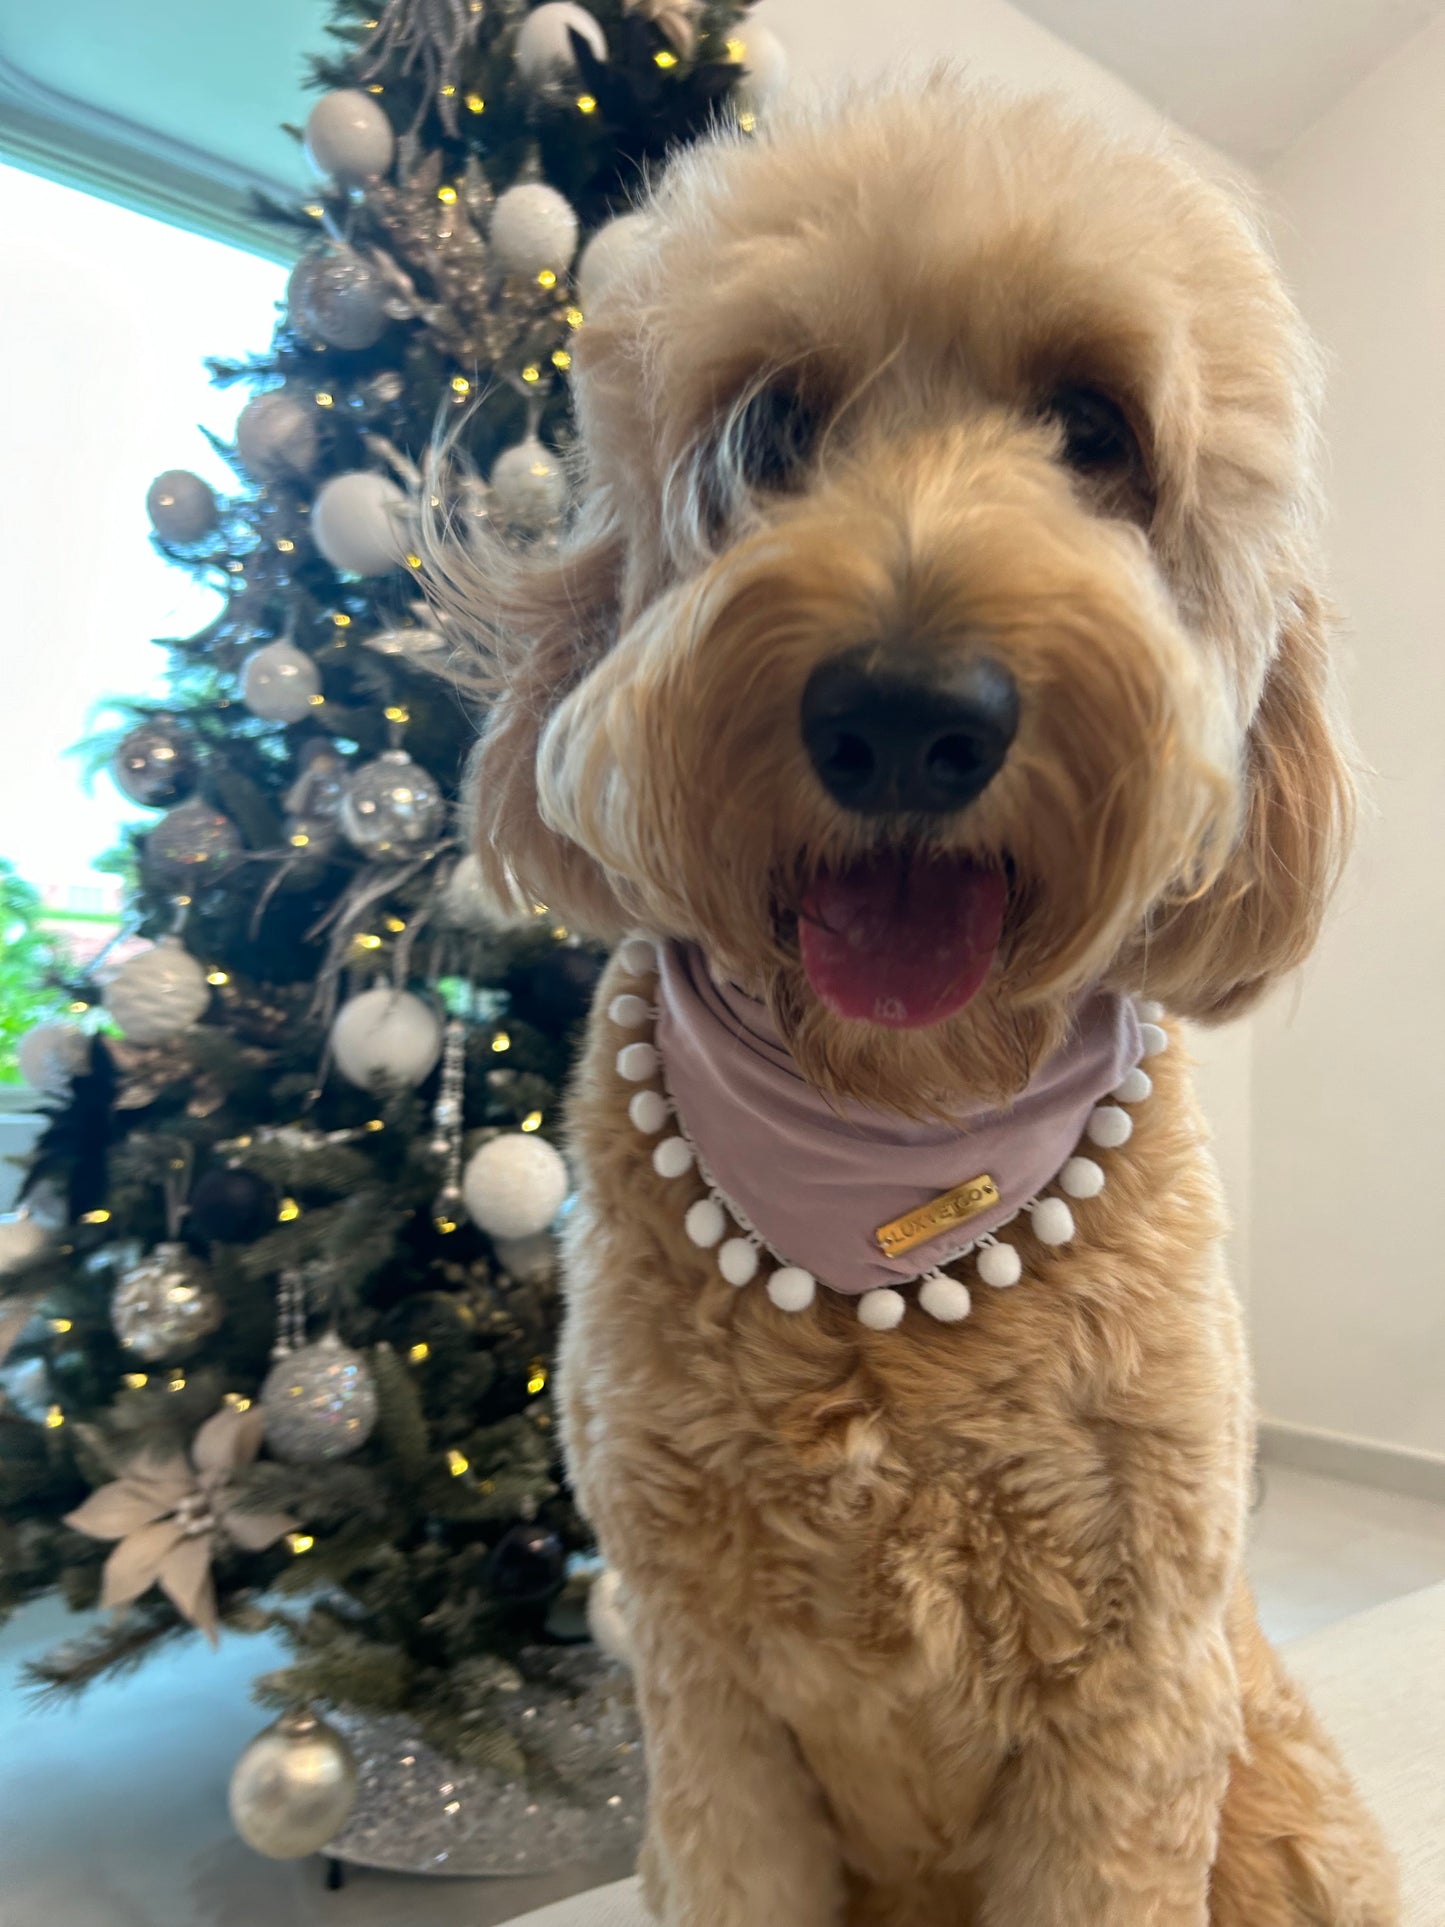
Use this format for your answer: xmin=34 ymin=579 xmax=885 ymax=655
xmin=435 ymin=76 xmax=1393 ymax=1926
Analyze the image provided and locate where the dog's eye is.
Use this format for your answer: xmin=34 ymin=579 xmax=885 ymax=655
xmin=731 ymin=383 xmax=822 ymax=492
xmin=1045 ymin=384 xmax=1140 ymax=475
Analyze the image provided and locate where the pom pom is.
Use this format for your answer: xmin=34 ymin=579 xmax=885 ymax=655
xmin=1059 ymin=1156 xmax=1106 ymax=1200
xmin=651 ymin=1136 xmax=693 ymax=1180
xmin=976 ymin=1241 xmax=1022 ymax=1289
xmin=1030 ymin=1196 xmax=1075 ymax=1246
xmin=1113 ymin=1066 xmax=1153 ymax=1104
xmin=718 ymin=1238 xmax=759 ymax=1286
xmin=858 ymin=1287 xmax=906 ymax=1330
xmin=1139 ymin=1022 xmax=1169 ymax=1058
xmin=1138 ymin=999 xmax=1165 ymax=1023
xmin=618 ymin=937 xmax=655 ymax=976
xmin=1086 ymin=1104 xmax=1133 ymax=1149
xmin=918 ymin=1274 xmax=972 ymax=1323
xmin=608 ymin=993 xmax=650 ymax=1029
xmin=616 ymin=1041 xmax=659 ymax=1082
xmin=463 ymin=1132 xmax=569 ymax=1239
xmin=628 ymin=1090 xmax=668 ymax=1134
xmin=684 ymin=1198 xmax=725 ymax=1248
xmin=766 ymin=1267 xmax=816 ymax=1312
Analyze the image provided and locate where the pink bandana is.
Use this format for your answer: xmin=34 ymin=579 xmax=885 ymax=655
xmin=655 ymin=943 xmax=1142 ymax=1297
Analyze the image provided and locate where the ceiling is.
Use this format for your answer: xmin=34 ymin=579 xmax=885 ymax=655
xmin=1017 ymin=0 xmax=1444 ymax=163
xmin=2 ymin=0 xmax=1442 ymax=249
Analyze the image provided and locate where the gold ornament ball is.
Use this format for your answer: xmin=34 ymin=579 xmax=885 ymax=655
xmin=229 ymin=1707 xmax=358 ymax=1859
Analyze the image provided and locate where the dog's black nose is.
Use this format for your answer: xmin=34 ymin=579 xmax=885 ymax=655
xmin=800 ymin=648 xmax=1020 ymax=815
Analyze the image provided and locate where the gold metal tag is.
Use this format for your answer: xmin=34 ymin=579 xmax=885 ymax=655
xmin=874 ymin=1174 xmax=1001 ymax=1257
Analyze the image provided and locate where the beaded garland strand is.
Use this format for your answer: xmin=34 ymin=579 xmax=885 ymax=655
xmin=611 ymin=937 xmax=1168 ymax=1329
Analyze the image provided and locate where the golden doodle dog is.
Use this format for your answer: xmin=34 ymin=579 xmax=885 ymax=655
xmin=439 ymin=78 xmax=1398 ymax=1927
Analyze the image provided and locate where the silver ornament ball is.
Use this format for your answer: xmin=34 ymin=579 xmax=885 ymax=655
xmin=104 ymin=937 xmax=212 ymax=1045
xmin=241 ymin=640 xmax=321 ymax=724
xmin=112 ymin=719 xmax=197 ymax=808
xmin=111 ymin=1243 xmax=224 ymax=1362
xmin=229 ymin=1707 xmax=359 ymax=1859
xmin=289 ymin=249 xmax=390 ymax=352
xmin=146 ymin=798 xmax=242 ymax=887
xmin=146 ymin=469 xmax=218 ymax=545
xmin=303 ymin=88 xmax=396 ymax=185
xmin=339 ymin=749 xmax=445 ymax=856
xmin=236 ymin=388 xmax=319 ymax=480
xmin=260 ymin=1332 xmax=378 ymax=1463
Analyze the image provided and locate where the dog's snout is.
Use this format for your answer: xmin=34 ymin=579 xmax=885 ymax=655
xmin=800 ymin=648 xmax=1020 ymax=816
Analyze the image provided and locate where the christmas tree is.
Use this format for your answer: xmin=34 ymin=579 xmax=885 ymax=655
xmin=0 ymin=0 xmax=781 ymax=1866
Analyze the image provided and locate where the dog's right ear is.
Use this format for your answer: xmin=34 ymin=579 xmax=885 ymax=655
xmin=439 ymin=492 xmax=632 ymax=936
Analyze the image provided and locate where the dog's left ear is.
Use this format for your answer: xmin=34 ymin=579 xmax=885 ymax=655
xmin=1136 ymin=585 xmax=1355 ymax=1020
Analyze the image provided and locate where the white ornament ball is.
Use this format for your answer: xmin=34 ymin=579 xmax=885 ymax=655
xmin=1086 ymin=1103 xmax=1134 ymax=1150
xmin=17 ymin=1022 xmax=89 ymax=1097
xmin=303 ymin=88 xmax=395 ymax=185
xmin=514 ymin=3 xmax=607 ymax=85
xmin=731 ymin=23 xmax=789 ymax=112
xmin=1059 ymin=1156 xmax=1106 ymax=1200
xmin=438 ymin=852 xmax=495 ymax=930
xmin=260 ymin=1332 xmax=378 ymax=1463
xmin=628 ymin=1089 xmax=668 ymax=1134
xmin=858 ymin=1287 xmax=906 ymax=1331
xmin=586 ymin=1566 xmax=633 ymax=1665
xmin=462 ymin=1132 xmax=569 ymax=1240
xmin=146 ymin=469 xmax=218 ymax=545
xmin=490 ymin=182 xmax=580 ymax=279
xmin=651 ymin=1136 xmax=693 ymax=1180
xmin=311 ymin=470 xmax=409 ymax=576
xmin=236 ymin=389 xmax=319 ymax=480
xmin=918 ymin=1274 xmax=972 ymax=1323
xmin=330 ymin=988 xmax=441 ymax=1091
xmin=684 ymin=1197 xmax=725 ymax=1248
xmin=766 ymin=1266 xmax=816 ymax=1313
xmin=104 ymin=937 xmax=210 ymax=1045
xmin=976 ymin=1241 xmax=1022 ymax=1289
xmin=1030 ymin=1196 xmax=1076 ymax=1246
xmin=574 ymin=210 xmax=652 ymax=313
xmin=229 ymin=1708 xmax=359 ymax=1859
xmin=718 ymin=1237 xmax=759 ymax=1286
xmin=0 ymin=1212 xmax=50 ymax=1276
xmin=489 ymin=436 xmax=567 ymax=534
xmin=241 ymin=640 xmax=321 ymax=724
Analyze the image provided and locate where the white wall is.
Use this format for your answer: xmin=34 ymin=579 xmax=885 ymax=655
xmin=1251 ymin=12 xmax=1445 ymax=1460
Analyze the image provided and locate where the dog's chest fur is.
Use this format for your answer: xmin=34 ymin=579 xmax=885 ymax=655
xmin=558 ymin=961 xmax=1254 ymax=1866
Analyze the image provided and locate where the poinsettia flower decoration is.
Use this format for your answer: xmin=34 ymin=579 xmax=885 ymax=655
xmin=64 ymin=1405 xmax=297 ymax=1644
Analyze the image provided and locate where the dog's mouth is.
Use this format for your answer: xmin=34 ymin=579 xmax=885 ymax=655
xmin=798 ymin=852 xmax=1008 ymax=1029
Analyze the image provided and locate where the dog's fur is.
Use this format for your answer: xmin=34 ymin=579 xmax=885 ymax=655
xmin=439 ymin=79 xmax=1397 ymax=1926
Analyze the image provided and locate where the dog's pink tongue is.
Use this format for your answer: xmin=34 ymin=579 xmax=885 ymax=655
xmin=800 ymin=858 xmax=1006 ymax=1029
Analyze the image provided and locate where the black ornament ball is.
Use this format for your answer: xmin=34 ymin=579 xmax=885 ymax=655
xmin=188 ymin=1165 xmax=280 ymax=1244
xmin=505 ymin=945 xmax=605 ymax=1034
xmin=487 ymin=1520 xmax=566 ymax=1603
xmin=113 ymin=719 xmax=198 ymax=809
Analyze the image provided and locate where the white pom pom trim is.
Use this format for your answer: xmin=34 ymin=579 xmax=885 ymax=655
xmin=618 ymin=937 xmax=655 ymax=977
xmin=976 ymin=1240 xmax=1022 ymax=1288
xmin=609 ymin=993 xmax=651 ymax=1029
xmin=1138 ymin=999 xmax=1165 ymax=1024
xmin=1030 ymin=1196 xmax=1075 ymax=1246
xmin=858 ymin=1288 xmax=906 ymax=1330
xmin=1086 ymin=1103 xmax=1133 ymax=1149
xmin=1139 ymin=1021 xmax=1169 ymax=1058
xmin=652 ymin=1136 xmax=693 ymax=1180
xmin=766 ymin=1267 xmax=816 ymax=1312
xmin=918 ymin=1273 xmax=972 ymax=1322
xmin=684 ymin=1198 xmax=726 ymax=1248
xmin=616 ymin=1041 xmax=660 ymax=1082
xmin=1059 ymin=1156 xmax=1105 ymax=1200
xmin=1113 ymin=1066 xmax=1153 ymax=1104
xmin=719 ymin=1238 xmax=760 ymax=1286
xmin=628 ymin=1089 xmax=668 ymax=1134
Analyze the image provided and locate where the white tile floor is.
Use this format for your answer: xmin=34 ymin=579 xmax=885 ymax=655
xmin=1 ymin=1462 xmax=1442 ymax=1927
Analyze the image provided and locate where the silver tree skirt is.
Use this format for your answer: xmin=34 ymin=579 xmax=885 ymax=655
xmin=324 ymin=1647 xmax=646 ymax=1877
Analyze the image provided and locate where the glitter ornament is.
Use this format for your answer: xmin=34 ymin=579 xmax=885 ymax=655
xmin=235 ymin=388 xmax=319 ymax=480
xmin=104 ymin=937 xmax=211 ymax=1044
xmin=146 ymin=469 xmax=219 ymax=545
xmin=288 ymin=249 xmax=391 ymax=352
xmin=489 ymin=182 xmax=579 ymax=279
xmin=462 ymin=1132 xmax=568 ymax=1240
xmin=575 ymin=210 xmax=652 ymax=313
xmin=489 ymin=436 xmax=567 ymax=533
xmin=241 ymin=640 xmax=321 ymax=724
xmin=188 ymin=1165 xmax=280 ymax=1244
xmin=145 ymin=798 xmax=242 ymax=887
xmin=303 ymin=88 xmax=395 ymax=185
xmin=112 ymin=718 xmax=197 ymax=808
xmin=16 ymin=1022 xmax=89 ymax=1098
xmin=311 ymin=471 xmax=409 ymax=576
xmin=260 ymin=1332 xmax=378 ymax=1463
xmin=0 ymin=1210 xmax=50 ymax=1276
xmin=330 ymin=987 xmax=442 ymax=1091
xmin=111 ymin=1243 xmax=224 ymax=1361
xmin=488 ymin=1520 xmax=566 ymax=1601
xmin=229 ymin=1707 xmax=359 ymax=1859
xmin=514 ymin=3 xmax=607 ymax=85
xmin=339 ymin=749 xmax=445 ymax=856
